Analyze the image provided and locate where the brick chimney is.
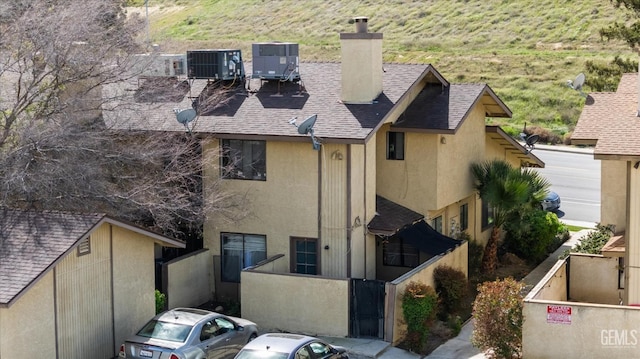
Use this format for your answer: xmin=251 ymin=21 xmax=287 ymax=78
xmin=340 ymin=17 xmax=383 ymax=104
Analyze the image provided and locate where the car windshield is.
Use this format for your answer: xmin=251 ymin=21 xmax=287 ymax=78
xmin=136 ymin=320 xmax=192 ymax=342
xmin=234 ymin=349 xmax=289 ymax=359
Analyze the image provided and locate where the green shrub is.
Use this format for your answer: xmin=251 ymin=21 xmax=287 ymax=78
xmin=572 ymin=223 xmax=615 ymax=254
xmin=504 ymin=208 xmax=564 ymax=263
xmin=401 ymin=281 xmax=438 ymax=352
xmin=155 ymin=290 xmax=166 ymax=314
xmin=433 ymin=265 xmax=468 ymax=318
xmin=467 ymin=238 xmax=484 ymax=279
xmin=472 ymin=277 xmax=525 ymax=359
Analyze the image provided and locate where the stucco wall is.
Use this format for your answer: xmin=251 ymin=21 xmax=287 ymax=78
xmin=386 ymin=242 xmax=468 ymax=344
xmin=165 ymin=249 xmax=213 ymax=309
xmin=569 ymin=254 xmax=622 ymax=305
xmin=523 ymin=300 xmax=640 ymax=358
xmin=528 ymin=259 xmax=568 ymax=302
xmin=0 ymin=271 xmax=56 ymax=359
xmin=241 ymin=268 xmax=349 ymax=337
xmin=626 ymin=162 xmax=640 ymax=304
xmin=600 ymin=160 xmax=626 ymax=231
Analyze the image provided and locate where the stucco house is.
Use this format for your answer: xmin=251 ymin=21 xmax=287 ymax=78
xmin=0 ymin=208 xmax=185 ymax=358
xmin=104 ymin=18 xmax=541 ymax=340
xmin=521 ymin=71 xmax=640 ymax=358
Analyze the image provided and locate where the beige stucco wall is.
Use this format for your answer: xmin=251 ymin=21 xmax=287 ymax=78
xmin=569 ymin=254 xmax=622 ymax=305
xmin=528 ymin=260 xmax=568 ymax=302
xmin=241 ymin=269 xmax=349 ymax=337
xmin=112 ymin=225 xmax=157 ymax=355
xmin=600 ymin=160 xmax=626 ymax=231
xmin=0 ymin=271 xmax=56 ymax=359
xmin=204 ymin=137 xmax=379 ymax=299
xmin=523 ymin=300 xmax=640 ymax=358
xmin=166 ymin=249 xmax=213 ymax=309
xmin=387 ymin=242 xmax=468 ymax=345
xmin=340 ymin=33 xmax=383 ymax=104
xmin=626 ymin=162 xmax=640 ymax=304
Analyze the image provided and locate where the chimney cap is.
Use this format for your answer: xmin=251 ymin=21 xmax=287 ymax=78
xmin=352 ymin=16 xmax=368 ymax=22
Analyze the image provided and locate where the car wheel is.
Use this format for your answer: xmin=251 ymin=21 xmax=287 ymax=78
xmin=248 ymin=333 xmax=257 ymax=343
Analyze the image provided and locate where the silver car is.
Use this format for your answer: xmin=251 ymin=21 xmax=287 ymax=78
xmin=234 ymin=333 xmax=348 ymax=359
xmin=118 ymin=307 xmax=258 ymax=359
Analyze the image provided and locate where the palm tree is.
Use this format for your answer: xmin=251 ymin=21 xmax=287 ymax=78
xmin=471 ymin=160 xmax=550 ymax=275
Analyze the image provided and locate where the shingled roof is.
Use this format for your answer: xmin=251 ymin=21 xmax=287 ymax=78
xmin=572 ymin=73 xmax=640 ymax=159
xmin=0 ymin=209 xmax=184 ymax=307
xmin=103 ymin=61 xmax=511 ymax=144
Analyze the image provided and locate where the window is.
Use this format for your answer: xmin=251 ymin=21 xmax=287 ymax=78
xmin=387 ymin=132 xmax=404 ymax=160
xmin=382 ymin=236 xmax=419 ymax=267
xmin=291 ymin=237 xmax=318 ymax=275
xmin=77 ymin=237 xmax=91 ymax=256
xmin=460 ymin=203 xmax=469 ymax=231
xmin=432 ymin=215 xmax=443 ymax=234
xmin=481 ymin=200 xmax=494 ymax=229
xmin=221 ymin=233 xmax=267 ymax=282
xmin=221 ymin=139 xmax=266 ymax=180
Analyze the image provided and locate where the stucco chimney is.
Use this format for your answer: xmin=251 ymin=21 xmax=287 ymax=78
xmin=340 ymin=17 xmax=383 ymax=104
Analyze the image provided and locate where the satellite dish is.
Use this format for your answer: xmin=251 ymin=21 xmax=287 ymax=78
xmin=525 ymin=134 xmax=539 ymax=147
xmin=174 ymin=108 xmax=197 ymax=133
xmin=297 ymin=114 xmax=317 ymax=135
xmin=288 ymin=114 xmax=321 ymax=150
xmin=175 ymin=108 xmax=197 ymax=124
xmin=567 ymin=73 xmax=587 ymax=97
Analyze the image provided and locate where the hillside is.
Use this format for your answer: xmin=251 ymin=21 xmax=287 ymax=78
xmin=130 ymin=0 xmax=637 ymax=141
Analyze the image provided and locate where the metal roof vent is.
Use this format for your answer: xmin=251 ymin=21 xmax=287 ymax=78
xmin=353 ymin=16 xmax=368 ymax=33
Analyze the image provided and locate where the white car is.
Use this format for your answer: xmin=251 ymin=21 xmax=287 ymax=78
xmin=119 ymin=307 xmax=258 ymax=359
xmin=234 ymin=333 xmax=348 ymax=359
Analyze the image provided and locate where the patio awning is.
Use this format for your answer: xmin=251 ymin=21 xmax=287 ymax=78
xmin=397 ymin=220 xmax=463 ymax=257
xmin=367 ymin=196 xmax=424 ymax=236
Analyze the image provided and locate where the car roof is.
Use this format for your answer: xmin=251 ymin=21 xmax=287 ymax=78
xmin=154 ymin=307 xmax=217 ymax=326
xmin=241 ymin=333 xmax=318 ymax=352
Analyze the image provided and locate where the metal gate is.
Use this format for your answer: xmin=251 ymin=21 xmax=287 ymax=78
xmin=350 ymin=278 xmax=385 ymax=339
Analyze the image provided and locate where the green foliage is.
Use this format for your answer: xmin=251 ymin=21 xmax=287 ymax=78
xmin=155 ymin=289 xmax=166 ymax=314
xmin=504 ymin=208 xmax=565 ymax=263
xmin=434 ymin=265 xmax=468 ymax=318
xmin=467 ymin=239 xmax=485 ymax=279
xmin=401 ymin=281 xmax=438 ymax=352
xmin=585 ymin=56 xmax=638 ymax=92
xmin=572 ymin=223 xmax=615 ymax=254
xmin=140 ymin=0 xmax=636 ymax=138
xmin=472 ymin=278 xmax=525 ymax=359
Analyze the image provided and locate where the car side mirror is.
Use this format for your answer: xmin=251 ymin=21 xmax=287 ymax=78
xmin=237 ymin=326 xmax=244 ymax=332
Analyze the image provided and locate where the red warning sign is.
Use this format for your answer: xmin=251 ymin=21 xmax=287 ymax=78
xmin=547 ymin=305 xmax=572 ymax=324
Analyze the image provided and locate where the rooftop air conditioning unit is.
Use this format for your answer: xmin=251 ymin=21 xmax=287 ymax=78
xmin=252 ymin=42 xmax=300 ymax=81
xmin=133 ymin=54 xmax=186 ymax=77
xmin=187 ymin=49 xmax=244 ymax=80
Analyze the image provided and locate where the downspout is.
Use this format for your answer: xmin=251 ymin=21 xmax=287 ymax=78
xmin=110 ymin=224 xmax=116 ymax=356
xmin=318 ymin=147 xmax=323 ymax=274
xmin=347 ymin=145 xmax=352 ymax=278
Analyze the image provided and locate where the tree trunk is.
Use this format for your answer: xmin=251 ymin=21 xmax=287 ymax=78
xmin=481 ymin=226 xmax=500 ymax=275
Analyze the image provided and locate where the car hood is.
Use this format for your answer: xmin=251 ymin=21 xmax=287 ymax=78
xmin=126 ymin=336 xmax=183 ymax=350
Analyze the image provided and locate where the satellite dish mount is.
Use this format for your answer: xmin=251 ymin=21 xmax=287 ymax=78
xmin=519 ymin=122 xmax=539 ymax=153
xmin=289 ymin=114 xmax=321 ymax=150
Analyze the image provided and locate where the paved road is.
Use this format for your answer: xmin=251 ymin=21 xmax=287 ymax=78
xmin=531 ymin=146 xmax=600 ymax=224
